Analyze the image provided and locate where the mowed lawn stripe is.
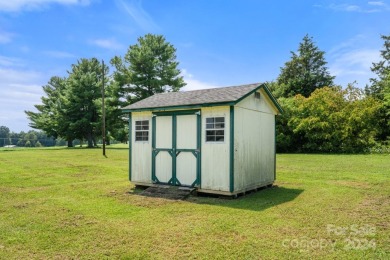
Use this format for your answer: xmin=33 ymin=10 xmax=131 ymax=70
xmin=0 ymin=147 xmax=389 ymax=259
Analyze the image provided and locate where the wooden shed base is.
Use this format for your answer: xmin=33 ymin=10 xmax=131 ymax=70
xmin=133 ymin=181 xmax=274 ymax=199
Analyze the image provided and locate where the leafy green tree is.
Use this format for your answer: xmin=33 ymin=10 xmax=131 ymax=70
xmin=104 ymin=81 xmax=126 ymax=144
xmin=365 ymin=34 xmax=390 ymax=143
xmin=277 ymin=34 xmax=335 ymax=98
xmin=0 ymin=126 xmax=10 ymax=147
xmin=65 ymin=58 xmax=109 ymax=148
xmin=367 ymin=35 xmax=390 ymax=99
xmin=287 ymin=86 xmax=380 ymax=153
xmin=111 ymin=33 xmax=186 ymax=104
xmin=25 ymin=76 xmax=75 ymax=147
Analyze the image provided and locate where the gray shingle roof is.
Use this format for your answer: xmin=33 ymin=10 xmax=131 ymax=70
xmin=122 ymin=83 xmax=263 ymax=111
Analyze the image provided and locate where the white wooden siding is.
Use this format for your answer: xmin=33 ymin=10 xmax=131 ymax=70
xmin=236 ymin=89 xmax=278 ymax=115
xmin=131 ymin=111 xmax=152 ymax=183
xmin=201 ymin=106 xmax=230 ymax=191
xmin=234 ymin=92 xmax=276 ymax=191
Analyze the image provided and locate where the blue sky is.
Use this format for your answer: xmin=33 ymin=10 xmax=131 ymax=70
xmin=1 ymin=0 xmax=389 ymax=132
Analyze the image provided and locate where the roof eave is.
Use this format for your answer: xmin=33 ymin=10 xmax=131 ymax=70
xmin=122 ymin=83 xmax=283 ymax=115
xmin=122 ymin=101 xmax=236 ymax=113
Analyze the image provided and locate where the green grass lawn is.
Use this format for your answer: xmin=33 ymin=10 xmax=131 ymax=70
xmin=0 ymin=146 xmax=389 ymax=259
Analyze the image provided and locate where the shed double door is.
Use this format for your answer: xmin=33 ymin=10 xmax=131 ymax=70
xmin=152 ymin=111 xmax=201 ymax=187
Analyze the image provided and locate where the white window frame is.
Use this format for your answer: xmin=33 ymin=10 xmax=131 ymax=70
xmin=135 ymin=120 xmax=149 ymax=142
xmin=205 ymin=117 xmax=225 ymax=142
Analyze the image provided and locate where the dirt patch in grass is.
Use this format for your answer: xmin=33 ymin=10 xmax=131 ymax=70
xmin=329 ymin=180 xmax=372 ymax=189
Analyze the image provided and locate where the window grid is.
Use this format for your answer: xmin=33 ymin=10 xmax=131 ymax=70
xmin=205 ymin=117 xmax=225 ymax=142
xmin=135 ymin=120 xmax=149 ymax=141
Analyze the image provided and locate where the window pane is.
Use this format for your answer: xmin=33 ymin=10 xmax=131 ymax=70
xmin=215 ymin=123 xmax=224 ymax=129
xmin=206 ymin=136 xmax=215 ymax=142
xmin=206 ymin=123 xmax=214 ymax=129
xmin=142 ymin=125 xmax=149 ymax=130
xmin=135 ymin=125 xmax=142 ymax=130
xmin=216 ymin=130 xmax=224 ymax=136
xmin=135 ymin=132 xmax=143 ymax=137
xmin=216 ymin=136 xmax=224 ymax=141
xmin=206 ymin=118 xmax=214 ymax=123
xmin=215 ymin=117 xmax=224 ymax=123
xmin=206 ymin=130 xmax=215 ymax=136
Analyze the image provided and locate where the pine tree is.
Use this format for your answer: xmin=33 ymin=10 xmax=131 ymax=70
xmin=277 ymin=34 xmax=335 ymax=98
xmin=366 ymin=35 xmax=390 ymax=142
xmin=65 ymin=58 xmax=109 ymax=148
xmin=111 ymin=33 xmax=186 ymax=104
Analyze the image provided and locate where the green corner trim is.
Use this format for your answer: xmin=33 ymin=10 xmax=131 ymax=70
xmin=128 ymin=113 xmax=132 ymax=181
xmin=274 ymin=115 xmax=277 ymax=181
xmin=261 ymin=84 xmax=284 ymax=114
xmin=229 ymin=106 xmax=234 ymax=193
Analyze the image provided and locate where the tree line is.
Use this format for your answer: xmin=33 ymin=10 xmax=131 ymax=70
xmin=21 ymin=33 xmax=390 ymax=152
xmin=25 ymin=34 xmax=185 ymax=148
xmin=269 ymin=34 xmax=389 ymax=153
xmin=0 ymin=126 xmax=62 ymax=147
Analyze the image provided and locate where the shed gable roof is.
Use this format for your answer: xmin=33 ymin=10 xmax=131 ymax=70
xmin=122 ymin=83 xmax=282 ymax=113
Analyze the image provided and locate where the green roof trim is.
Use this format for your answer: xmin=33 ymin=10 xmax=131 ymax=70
xmin=122 ymin=102 xmax=236 ymax=113
xmin=122 ymin=83 xmax=283 ymax=114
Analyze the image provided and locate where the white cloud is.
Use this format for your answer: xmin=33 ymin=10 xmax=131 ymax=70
xmin=329 ymin=49 xmax=380 ymax=76
xmin=115 ymin=0 xmax=159 ymax=31
xmin=0 ymin=59 xmax=45 ymax=132
xmin=180 ymin=69 xmax=221 ymax=91
xmin=43 ymin=50 xmax=76 ymax=58
xmin=316 ymin=2 xmax=390 ymax=13
xmin=0 ymin=0 xmax=91 ymax=12
xmin=89 ymin=38 xmax=124 ymax=50
xmin=0 ymin=56 xmax=23 ymax=67
xmin=0 ymin=30 xmax=14 ymax=44
xmin=368 ymin=1 xmax=386 ymax=6
xmin=328 ymin=36 xmax=381 ymax=86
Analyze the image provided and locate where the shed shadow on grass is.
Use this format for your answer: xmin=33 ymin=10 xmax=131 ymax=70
xmin=188 ymin=186 xmax=304 ymax=211
xmin=128 ymin=185 xmax=303 ymax=212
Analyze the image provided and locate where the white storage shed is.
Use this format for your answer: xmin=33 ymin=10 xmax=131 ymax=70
xmin=122 ymin=83 xmax=283 ymax=195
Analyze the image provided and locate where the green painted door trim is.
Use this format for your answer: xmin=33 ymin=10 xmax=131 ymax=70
xmin=151 ymin=109 xmax=201 ymax=187
xmin=229 ymin=106 xmax=235 ymax=193
xmin=197 ymin=112 xmax=201 ymax=188
xmin=151 ymin=115 xmax=156 ymax=182
xmin=172 ymin=114 xmax=177 ymax=185
xmin=128 ymin=113 xmax=132 ymax=181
